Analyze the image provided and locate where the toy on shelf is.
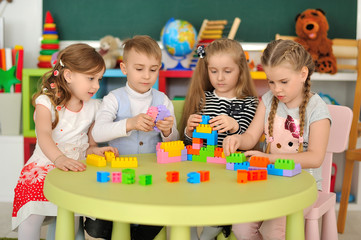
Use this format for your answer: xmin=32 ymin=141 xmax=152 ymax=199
xmin=188 ymin=17 xmax=241 ymax=69
xmin=38 ymin=11 xmax=59 ymax=68
xmin=146 ymin=104 xmax=171 ymax=132
xmin=0 ymin=45 xmax=23 ymax=93
xmin=98 ymin=35 xmax=121 ymax=69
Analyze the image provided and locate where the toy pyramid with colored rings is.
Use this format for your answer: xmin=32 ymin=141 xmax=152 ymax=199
xmin=37 ymin=11 xmax=59 ymax=68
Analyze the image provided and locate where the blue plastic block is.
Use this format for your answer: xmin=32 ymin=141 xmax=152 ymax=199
xmin=201 ymin=115 xmax=211 ymax=124
xmin=97 ymin=171 xmax=110 ymax=183
xmin=267 ymin=164 xmax=283 ymax=176
xmin=187 ymin=172 xmax=201 ymax=183
xmin=234 ymin=161 xmax=250 ymax=171
xmin=192 ymin=130 xmax=218 ymax=146
xmin=187 ymin=154 xmax=193 ymax=161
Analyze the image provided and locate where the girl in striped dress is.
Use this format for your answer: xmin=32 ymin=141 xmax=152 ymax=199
xmin=180 ymin=38 xmax=258 ymax=240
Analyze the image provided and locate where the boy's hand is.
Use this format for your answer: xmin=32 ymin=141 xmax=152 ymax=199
xmin=209 ymin=115 xmax=239 ymax=133
xmin=157 ymin=116 xmax=174 ymax=137
xmin=89 ymin=146 xmax=119 ymax=157
xmin=186 ymin=114 xmax=203 ymax=137
xmin=127 ymin=113 xmax=155 ymax=132
xmin=54 ymin=155 xmax=86 ymax=172
xmin=223 ymin=135 xmax=242 ymax=156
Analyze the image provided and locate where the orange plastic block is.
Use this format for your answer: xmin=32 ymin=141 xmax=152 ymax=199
xmin=237 ymin=170 xmax=248 ymax=183
xmin=193 ymin=138 xmax=203 ymax=144
xmin=196 ymin=124 xmax=212 ymax=134
xmin=186 ymin=145 xmax=200 ymax=155
xmin=248 ymin=170 xmax=267 ymax=181
xmin=214 ymin=147 xmax=225 ymax=158
xmin=249 ymin=156 xmax=270 ymax=168
xmin=197 ymin=170 xmax=210 ymax=182
xmin=166 ymin=171 xmax=179 ymax=182
xmin=86 ymin=154 xmax=106 ymax=167
xmin=111 ymin=157 xmax=138 ymax=168
xmin=105 ymin=151 xmax=115 ymax=162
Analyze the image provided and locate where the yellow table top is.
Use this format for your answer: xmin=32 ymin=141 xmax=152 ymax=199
xmin=44 ymin=153 xmax=317 ymax=226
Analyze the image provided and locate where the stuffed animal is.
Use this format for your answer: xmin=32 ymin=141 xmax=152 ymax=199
xmin=295 ymin=9 xmax=337 ymax=74
xmin=98 ymin=35 xmax=121 ymax=69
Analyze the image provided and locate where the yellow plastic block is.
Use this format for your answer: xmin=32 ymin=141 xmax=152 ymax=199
xmin=160 ymin=141 xmax=185 ymax=157
xmin=105 ymin=151 xmax=115 ymax=162
xmin=196 ymin=124 xmax=212 ymax=134
xmin=111 ymin=157 xmax=138 ymax=168
xmin=43 ymin=34 xmax=59 ymax=40
xmin=86 ymin=154 xmax=106 ymax=167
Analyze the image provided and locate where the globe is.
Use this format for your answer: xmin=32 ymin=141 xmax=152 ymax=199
xmin=161 ymin=18 xmax=197 ymax=70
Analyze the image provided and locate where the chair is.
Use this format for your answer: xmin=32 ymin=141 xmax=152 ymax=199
xmin=304 ymin=105 xmax=352 ymax=240
xmin=171 ymin=99 xmax=185 ymax=134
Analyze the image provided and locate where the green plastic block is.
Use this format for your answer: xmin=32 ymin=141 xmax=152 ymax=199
xmin=199 ymin=147 xmax=214 ymax=158
xmin=139 ymin=174 xmax=152 ymax=186
xmin=274 ymin=159 xmax=295 ymax=170
xmin=206 ymin=145 xmax=216 ymax=151
xmin=226 ymin=153 xmax=246 ymax=163
xmin=192 ymin=154 xmax=207 ymax=162
xmin=122 ymin=168 xmax=135 ymax=184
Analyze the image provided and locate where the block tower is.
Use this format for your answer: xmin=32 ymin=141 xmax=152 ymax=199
xmin=37 ymin=11 xmax=59 ymax=68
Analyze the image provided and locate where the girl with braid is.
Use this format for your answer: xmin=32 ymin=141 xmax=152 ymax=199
xmin=223 ymin=39 xmax=331 ymax=240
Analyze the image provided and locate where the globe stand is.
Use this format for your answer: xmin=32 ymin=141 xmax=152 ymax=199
xmin=166 ymin=55 xmax=192 ymax=71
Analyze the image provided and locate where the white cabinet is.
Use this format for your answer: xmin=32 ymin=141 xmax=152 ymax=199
xmin=0 ymin=136 xmax=23 ymax=202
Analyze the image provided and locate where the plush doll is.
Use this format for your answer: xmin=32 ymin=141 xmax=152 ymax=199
xmin=98 ymin=35 xmax=121 ymax=69
xmin=295 ymin=9 xmax=337 ymax=74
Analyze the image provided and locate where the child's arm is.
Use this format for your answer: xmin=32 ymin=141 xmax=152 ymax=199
xmin=87 ymin=123 xmax=119 ymax=156
xmin=223 ymin=101 xmax=266 ymax=156
xmin=245 ymin=118 xmax=330 ymax=168
xmin=35 ymin=105 xmax=86 ymax=172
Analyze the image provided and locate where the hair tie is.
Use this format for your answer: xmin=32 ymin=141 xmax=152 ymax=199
xmin=197 ymin=45 xmax=206 ymax=58
xmin=267 ymin=136 xmax=274 ymax=143
xmin=59 ymin=59 xmax=64 ymax=67
xmin=299 ymin=136 xmax=304 ymax=144
xmin=50 ymin=83 xmax=56 ymax=89
xmin=53 ymin=70 xmax=59 ymax=76
xmin=56 ymin=105 xmax=62 ymax=111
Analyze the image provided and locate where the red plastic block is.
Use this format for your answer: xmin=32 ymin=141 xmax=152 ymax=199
xmin=166 ymin=171 xmax=179 ymax=182
xmin=249 ymin=156 xmax=270 ymax=168
xmin=186 ymin=145 xmax=200 ymax=155
xmin=248 ymin=170 xmax=267 ymax=181
xmin=237 ymin=170 xmax=248 ymax=183
xmin=197 ymin=170 xmax=210 ymax=182
xmin=214 ymin=147 xmax=224 ymax=158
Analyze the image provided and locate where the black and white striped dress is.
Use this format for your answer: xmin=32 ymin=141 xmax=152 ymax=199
xmin=185 ymin=91 xmax=258 ymax=147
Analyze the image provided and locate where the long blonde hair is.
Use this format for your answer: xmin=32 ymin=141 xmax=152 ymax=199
xmin=180 ymin=38 xmax=257 ymax=139
xmin=261 ymin=39 xmax=315 ymax=153
xmin=33 ymin=43 xmax=105 ymax=129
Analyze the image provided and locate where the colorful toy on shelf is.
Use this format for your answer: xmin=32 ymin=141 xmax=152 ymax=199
xmin=146 ymin=104 xmax=171 ymax=132
xmin=86 ymin=154 xmax=106 ymax=167
xmin=188 ymin=18 xmax=241 ymax=69
xmin=111 ymin=157 xmax=138 ymax=168
xmin=98 ymin=35 xmax=121 ymax=69
xmin=38 ymin=11 xmax=59 ymax=68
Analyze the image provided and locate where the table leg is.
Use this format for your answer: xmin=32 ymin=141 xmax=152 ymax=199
xmin=112 ymin=221 xmax=131 ymax=240
xmin=286 ymin=210 xmax=304 ymax=240
xmin=56 ymin=207 xmax=74 ymax=240
xmin=170 ymin=226 xmax=190 ymax=240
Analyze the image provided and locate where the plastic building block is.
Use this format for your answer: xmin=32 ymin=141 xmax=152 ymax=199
xmin=197 ymin=170 xmax=210 ymax=182
xmin=187 ymin=172 xmax=201 ymax=184
xmin=199 ymin=147 xmax=215 ymax=158
xmin=181 ymin=148 xmax=188 ymax=161
xmin=267 ymin=164 xmax=284 ymax=176
xmin=192 ymin=130 xmax=218 ymax=146
xmin=274 ymin=159 xmax=295 ymax=170
xmin=192 ymin=143 xmax=202 ymax=150
xmin=226 ymin=153 xmax=246 ymax=163
xmin=207 ymin=156 xmax=226 ymax=164
xmin=196 ymin=124 xmax=212 ymax=134
xmin=146 ymin=106 xmax=158 ymax=121
xmin=237 ymin=170 xmax=248 ymax=183
xmin=154 ymin=105 xmax=171 ymax=132
xmin=97 ymin=171 xmax=110 ymax=183
xmin=122 ymin=169 xmax=135 ymax=184
xmin=112 ymin=172 xmax=122 ymax=183
xmin=248 ymin=170 xmax=267 ymax=181
xmin=283 ymin=163 xmax=302 ymax=177
xmin=111 ymin=157 xmax=138 ymax=168
xmin=159 ymin=141 xmax=185 ymax=157
xmin=250 ymin=156 xmax=270 ymax=168
xmin=186 ymin=145 xmax=200 ymax=155
xmin=166 ymin=171 xmax=180 ymax=182
xmin=192 ymin=154 xmax=207 ymax=162
xmin=206 ymin=145 xmax=216 ymax=151
xmin=187 ymin=154 xmax=193 ymax=161
xmin=200 ymin=115 xmax=210 ymax=124
xmin=234 ymin=161 xmax=250 ymax=171
xmin=104 ymin=151 xmax=115 ymax=162
xmin=157 ymin=149 xmax=182 ymax=163
xmin=193 ymin=138 xmax=203 ymax=144
xmin=214 ymin=147 xmax=225 ymax=158
xmin=226 ymin=162 xmax=234 ymax=170
xmin=139 ymin=174 xmax=152 ymax=186
xmin=86 ymin=154 xmax=106 ymax=167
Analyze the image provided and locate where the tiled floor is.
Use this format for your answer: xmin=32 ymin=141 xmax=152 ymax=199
xmin=1 ymin=201 xmax=360 ymax=239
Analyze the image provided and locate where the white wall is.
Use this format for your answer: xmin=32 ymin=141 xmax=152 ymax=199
xmin=2 ymin=0 xmax=42 ymax=68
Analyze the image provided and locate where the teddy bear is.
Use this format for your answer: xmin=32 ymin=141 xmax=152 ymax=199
xmin=295 ymin=9 xmax=337 ymax=74
xmin=98 ymin=35 xmax=121 ymax=69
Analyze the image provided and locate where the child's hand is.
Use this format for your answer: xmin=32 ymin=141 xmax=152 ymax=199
xmin=156 ymin=116 xmax=174 ymax=137
xmin=54 ymin=155 xmax=87 ymax=172
xmin=223 ymin=135 xmax=242 ymax=156
xmin=89 ymin=146 xmax=119 ymax=157
xmin=209 ymin=115 xmax=239 ymax=133
xmin=127 ymin=113 xmax=155 ymax=132
xmin=244 ymin=150 xmax=271 ymax=161
xmin=186 ymin=114 xmax=203 ymax=137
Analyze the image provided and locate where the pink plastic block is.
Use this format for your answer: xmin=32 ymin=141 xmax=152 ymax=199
xmin=207 ymin=156 xmax=226 ymax=164
xmin=192 ymin=143 xmax=202 ymax=150
xmin=146 ymin=106 xmax=158 ymax=121
xmin=157 ymin=149 xmax=182 ymax=163
xmin=226 ymin=162 xmax=234 ymax=170
xmin=112 ymin=172 xmax=122 ymax=183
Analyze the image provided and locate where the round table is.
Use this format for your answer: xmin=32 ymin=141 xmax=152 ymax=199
xmin=44 ymin=153 xmax=317 ymax=240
